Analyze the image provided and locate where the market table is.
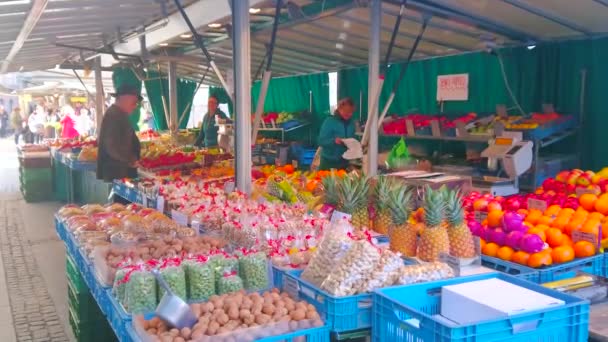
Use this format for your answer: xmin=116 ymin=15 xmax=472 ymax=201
xmin=51 ymin=149 xmax=110 ymax=204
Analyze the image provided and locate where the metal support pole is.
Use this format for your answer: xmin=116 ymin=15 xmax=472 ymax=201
xmin=94 ymin=57 xmax=105 ymax=137
xmin=233 ymin=0 xmax=252 ymax=194
xmin=366 ymin=0 xmax=381 ymax=177
xmin=168 ymin=61 xmax=178 ymax=137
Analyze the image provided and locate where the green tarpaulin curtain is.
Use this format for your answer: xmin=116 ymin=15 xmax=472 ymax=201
xmin=112 ymin=67 xmax=142 ymax=131
xmin=338 ymin=37 xmax=608 ymax=169
xmin=144 ymin=71 xmax=198 ymax=130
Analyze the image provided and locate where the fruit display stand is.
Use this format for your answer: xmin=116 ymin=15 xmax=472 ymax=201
xmin=51 ymin=149 xmax=110 ymax=204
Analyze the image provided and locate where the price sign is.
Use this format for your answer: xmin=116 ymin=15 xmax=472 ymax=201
xmin=437 ymin=73 xmax=469 ymax=101
xmin=439 ymin=253 xmax=461 ymax=277
xmin=474 ymin=211 xmax=488 ymax=222
xmin=190 ymin=220 xmax=203 ymax=236
xmin=171 ymin=210 xmax=189 ymax=227
xmin=292 ymin=159 xmax=298 ymax=170
xmin=575 ymin=187 xmax=597 ymax=197
xmin=527 ymin=198 xmax=547 ymax=213
xmin=330 ymin=210 xmax=351 ymax=225
xmin=571 ymin=229 xmax=601 ymax=251
xmin=224 ymin=181 xmax=235 ymax=194
xmin=156 ymin=196 xmax=165 ymax=212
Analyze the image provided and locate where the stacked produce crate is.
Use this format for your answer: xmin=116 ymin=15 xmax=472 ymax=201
xmin=18 ymin=145 xmax=53 ymax=202
xmin=66 ymin=255 xmax=117 ymax=342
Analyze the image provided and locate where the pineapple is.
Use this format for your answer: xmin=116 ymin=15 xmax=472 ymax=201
xmin=446 ymin=189 xmax=476 ymax=258
xmin=373 ymin=176 xmax=393 ymax=235
xmin=321 ymin=172 xmax=339 ymax=206
xmin=266 ymin=175 xmax=283 ymax=198
xmin=337 ymin=173 xmax=370 ymax=230
xmin=417 ymin=186 xmax=450 ymax=262
xmin=387 ymin=184 xmax=418 ymax=257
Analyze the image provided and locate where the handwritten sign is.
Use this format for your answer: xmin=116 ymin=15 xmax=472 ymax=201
xmin=224 ymin=181 xmax=235 ymax=194
xmin=571 ymin=229 xmax=601 ymax=251
xmin=330 ymin=210 xmax=352 ymax=225
xmin=156 ymin=196 xmax=165 ymax=212
xmin=575 ymin=187 xmax=597 ymax=197
xmin=527 ymin=198 xmax=547 ymax=213
xmin=474 ymin=211 xmax=488 ymax=222
xmin=437 ymin=73 xmax=469 ymax=101
xmin=171 ymin=210 xmax=189 ymax=227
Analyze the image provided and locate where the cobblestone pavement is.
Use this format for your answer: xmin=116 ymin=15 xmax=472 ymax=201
xmin=0 ymin=199 xmax=69 ymax=342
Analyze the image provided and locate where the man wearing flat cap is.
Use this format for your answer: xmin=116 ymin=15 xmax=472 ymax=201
xmin=97 ymin=84 xmax=142 ymax=182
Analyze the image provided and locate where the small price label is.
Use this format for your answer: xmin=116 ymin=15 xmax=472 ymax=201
xmin=190 ymin=220 xmax=203 ymax=236
xmin=224 ymin=181 xmax=235 ymax=194
xmin=527 ymin=198 xmax=547 ymax=212
xmin=439 ymin=253 xmax=461 ymax=277
xmin=292 ymin=159 xmax=298 ymax=169
xmin=156 ymin=196 xmax=165 ymax=212
xmin=571 ymin=229 xmax=601 ymax=251
xmin=171 ymin=210 xmax=189 ymax=227
xmin=474 ymin=211 xmax=488 ymax=222
xmin=575 ymin=187 xmax=597 ymax=197
xmin=330 ymin=210 xmax=352 ymax=225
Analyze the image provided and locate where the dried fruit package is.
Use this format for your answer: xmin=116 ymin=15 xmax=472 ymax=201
xmin=396 ymin=262 xmax=455 ymax=285
xmin=217 ymin=268 xmax=244 ymax=295
xmin=300 ymin=222 xmax=354 ymax=287
xmin=125 ymin=266 xmax=157 ymax=314
xmin=358 ymin=249 xmax=403 ymax=293
xmin=184 ymin=256 xmax=216 ymax=302
xmin=157 ymin=258 xmax=187 ymax=300
xmin=238 ymin=250 xmax=270 ymax=291
xmin=321 ymin=240 xmax=381 ymax=296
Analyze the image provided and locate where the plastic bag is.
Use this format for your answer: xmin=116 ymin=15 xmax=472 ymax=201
xmin=386 ymin=138 xmax=411 ymax=169
xmin=125 ymin=267 xmax=157 ymax=314
xmin=184 ymin=256 xmax=216 ymax=301
xmin=321 ymin=240 xmax=381 ymax=296
xmin=396 ymin=262 xmax=455 ymax=285
xmin=357 ymin=249 xmax=403 ymax=293
xmin=217 ymin=268 xmax=244 ymax=295
xmin=157 ymin=259 xmax=187 ymax=300
xmin=238 ymin=250 xmax=270 ymax=291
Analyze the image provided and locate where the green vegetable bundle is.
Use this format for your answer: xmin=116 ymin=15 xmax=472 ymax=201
xmin=126 ymin=267 xmax=157 ymax=314
xmin=184 ymin=256 xmax=216 ymax=301
xmin=217 ymin=268 xmax=243 ymax=295
xmin=157 ymin=259 xmax=187 ymax=300
xmin=238 ymin=250 xmax=270 ymax=291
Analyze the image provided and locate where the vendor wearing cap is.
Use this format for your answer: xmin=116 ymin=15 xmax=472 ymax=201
xmin=97 ymin=84 xmax=142 ymax=182
xmin=194 ymin=95 xmax=229 ymax=148
xmin=317 ymin=97 xmax=357 ymax=171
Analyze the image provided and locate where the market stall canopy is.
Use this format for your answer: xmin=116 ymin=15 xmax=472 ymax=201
xmin=2 ymin=0 xmax=608 ymax=81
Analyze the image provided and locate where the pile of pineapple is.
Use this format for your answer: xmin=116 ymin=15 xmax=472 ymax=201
xmin=375 ymin=178 xmax=477 ymax=261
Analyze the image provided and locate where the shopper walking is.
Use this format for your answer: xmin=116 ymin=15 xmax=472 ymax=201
xmin=317 ymin=97 xmax=357 ymax=171
xmin=60 ymin=105 xmax=79 ymax=139
xmin=0 ymin=105 xmax=8 ymax=138
xmin=27 ymin=106 xmax=45 ymax=144
xmin=194 ymin=95 xmax=228 ymax=148
xmin=10 ymin=107 xmax=23 ymax=145
xmin=97 ymin=85 xmax=142 ymax=182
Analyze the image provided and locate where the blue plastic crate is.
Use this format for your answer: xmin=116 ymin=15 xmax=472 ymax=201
xmin=481 ymin=256 xmax=539 ymax=283
xmin=536 ymin=254 xmax=603 ymax=283
xmin=373 ymin=273 xmax=589 ymax=342
xmin=272 ymin=265 xmax=301 ymax=290
xmin=283 ymin=271 xmax=372 ymax=333
xmin=104 ymin=289 xmax=133 ymax=339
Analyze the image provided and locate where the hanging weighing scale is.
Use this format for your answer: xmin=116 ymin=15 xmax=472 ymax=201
xmin=472 ymin=132 xmax=533 ymax=196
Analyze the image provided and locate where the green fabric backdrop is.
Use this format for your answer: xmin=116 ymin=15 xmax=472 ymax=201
xmin=339 ymin=38 xmax=608 ymax=169
xmin=112 ymin=67 xmax=142 ymax=130
xmin=144 ymin=71 xmax=198 ymax=130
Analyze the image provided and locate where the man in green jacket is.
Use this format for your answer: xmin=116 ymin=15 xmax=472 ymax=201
xmin=194 ymin=95 xmax=229 ymax=148
xmin=317 ymin=97 xmax=357 ymax=170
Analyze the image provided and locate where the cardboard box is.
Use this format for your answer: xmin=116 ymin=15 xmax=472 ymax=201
xmin=441 ymin=278 xmax=565 ymax=326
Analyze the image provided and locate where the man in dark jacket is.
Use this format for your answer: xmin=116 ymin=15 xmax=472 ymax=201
xmin=97 ymin=85 xmax=142 ymax=182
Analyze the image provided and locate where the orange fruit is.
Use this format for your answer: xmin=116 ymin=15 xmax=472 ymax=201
xmin=551 ymin=245 xmax=575 ymax=264
xmin=573 ymin=207 xmax=589 ymax=219
xmin=600 ymin=193 xmax=608 ymax=202
xmin=602 ymin=225 xmax=608 ymax=239
xmin=511 ymin=251 xmax=531 ymax=265
xmin=573 ymin=241 xmax=596 ymax=258
xmin=588 ymin=212 xmax=605 ymax=222
xmin=487 ymin=210 xmax=504 ymax=228
xmin=581 ymin=219 xmax=601 ymax=237
xmin=487 ymin=202 xmax=503 ymax=212
xmin=595 ymin=198 xmax=608 ymax=215
xmin=517 ymin=209 xmax=529 ymax=217
xmin=496 ymin=246 xmax=515 ymax=261
xmin=527 ymin=227 xmax=547 ymax=242
xmin=535 ymin=224 xmax=551 ymax=231
xmin=480 ymin=238 xmax=486 ymax=250
xmin=527 ymin=252 xmax=553 ymax=268
xmin=561 ymin=235 xmax=573 ymax=246
xmin=551 ymin=215 xmax=570 ymax=230
xmin=564 ymin=218 xmax=585 ymax=236
xmin=525 ymin=209 xmax=543 ymax=225
xmin=559 ymin=208 xmax=575 ymax=217
xmin=537 ymin=215 xmax=555 ymax=226
xmin=544 ymin=205 xmax=562 ymax=217
xmin=482 ymin=242 xmax=500 ymax=257
xmin=580 ymin=193 xmax=598 ymax=211
xmin=473 ymin=199 xmax=489 ymax=211
xmin=546 ymin=228 xmax=564 ymax=247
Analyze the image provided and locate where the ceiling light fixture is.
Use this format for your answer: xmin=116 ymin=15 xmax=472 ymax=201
xmin=180 ymin=33 xmax=192 ymax=38
xmin=527 ymin=44 xmax=536 ymax=50
xmin=0 ymin=0 xmax=30 ymax=6
xmin=159 ymin=43 xmax=168 ymax=47
xmin=208 ymin=23 xmax=222 ymax=28
xmin=249 ymin=8 xmax=261 ymax=14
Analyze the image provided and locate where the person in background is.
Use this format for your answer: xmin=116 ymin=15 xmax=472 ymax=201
xmin=194 ymin=95 xmax=228 ymax=148
xmin=27 ymin=106 xmax=45 ymax=144
xmin=317 ymin=97 xmax=357 ymax=171
xmin=60 ymin=105 xmax=79 ymax=139
xmin=10 ymin=107 xmax=23 ymax=145
xmin=97 ymin=85 xmax=142 ymax=182
xmin=142 ymin=111 xmax=155 ymax=131
xmin=0 ymin=105 xmax=8 ymax=138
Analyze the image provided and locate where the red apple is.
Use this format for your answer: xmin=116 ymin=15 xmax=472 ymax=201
xmin=487 ymin=201 xmax=503 ymax=212
xmin=577 ymin=174 xmax=592 ymax=187
xmin=473 ymin=199 xmax=489 ymax=212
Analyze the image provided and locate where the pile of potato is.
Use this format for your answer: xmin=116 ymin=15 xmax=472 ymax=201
xmin=137 ymin=289 xmax=322 ymax=342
